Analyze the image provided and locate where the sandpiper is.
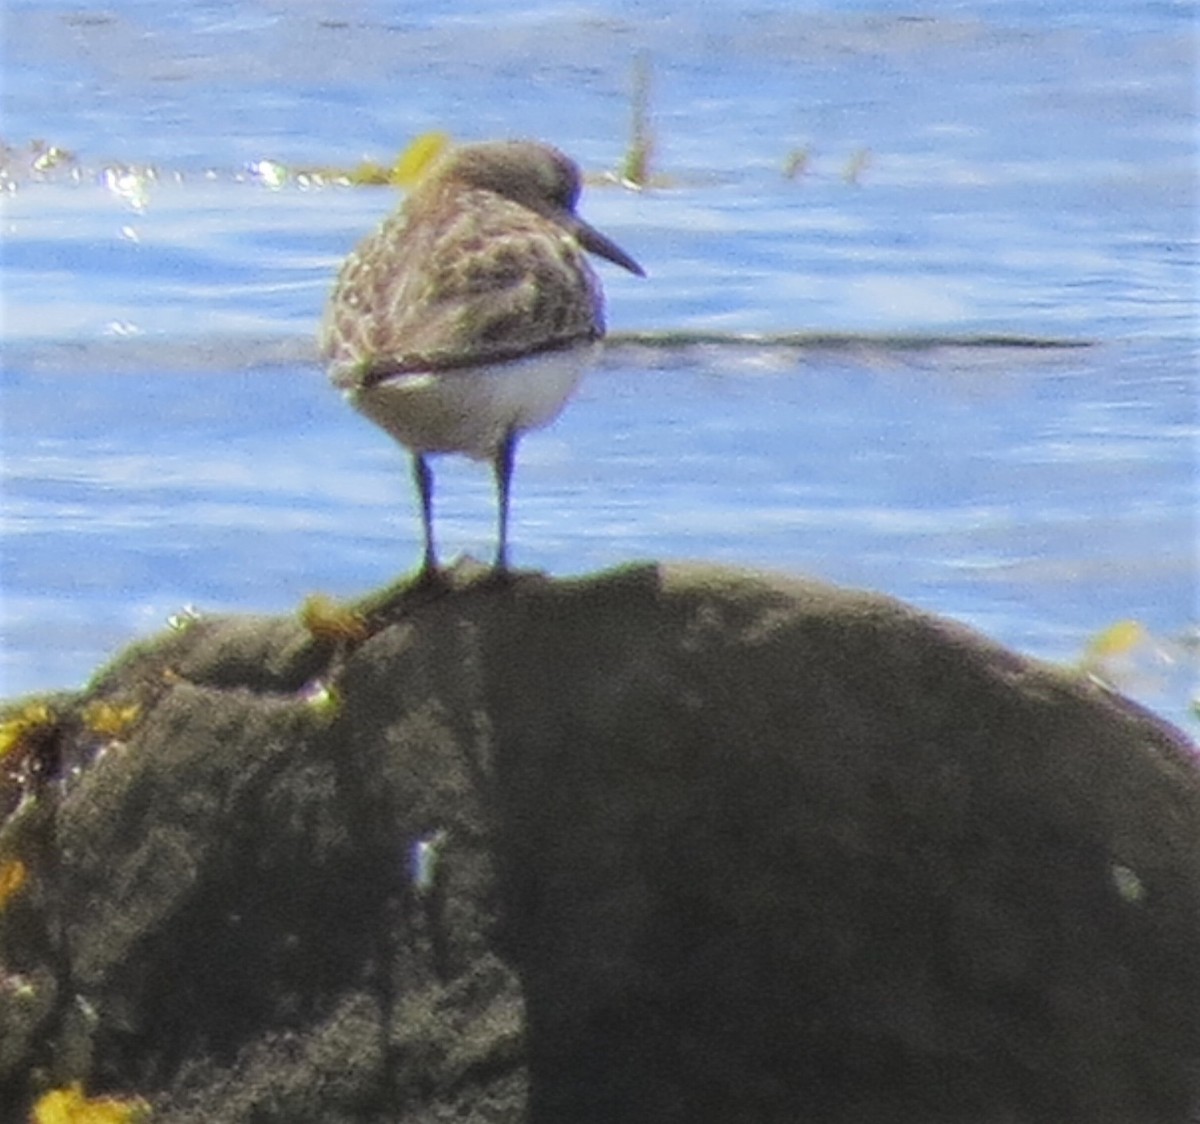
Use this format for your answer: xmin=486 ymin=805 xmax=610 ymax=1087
xmin=320 ymin=139 xmax=644 ymax=582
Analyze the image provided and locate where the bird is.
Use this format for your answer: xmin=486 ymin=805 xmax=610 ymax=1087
xmin=320 ymin=138 xmax=644 ymax=584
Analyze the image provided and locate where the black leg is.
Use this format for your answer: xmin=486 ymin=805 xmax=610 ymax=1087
xmin=491 ymin=430 xmax=518 ymax=577
xmin=411 ymin=453 xmax=439 ymax=581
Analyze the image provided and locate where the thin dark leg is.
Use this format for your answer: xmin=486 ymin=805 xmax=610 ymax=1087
xmin=491 ymin=430 xmax=518 ymax=577
xmin=411 ymin=453 xmax=438 ymax=580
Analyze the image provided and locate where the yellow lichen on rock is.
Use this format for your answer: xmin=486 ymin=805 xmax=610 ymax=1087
xmin=298 ymin=593 xmax=369 ymax=644
xmin=81 ymin=701 xmax=142 ymax=740
xmin=0 ymin=857 xmax=27 ymax=911
xmin=29 ymin=1082 xmax=149 ymax=1124
xmin=0 ymin=703 xmax=56 ymax=764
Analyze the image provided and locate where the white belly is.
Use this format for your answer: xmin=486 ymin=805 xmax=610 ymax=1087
xmin=348 ymin=343 xmax=598 ymax=459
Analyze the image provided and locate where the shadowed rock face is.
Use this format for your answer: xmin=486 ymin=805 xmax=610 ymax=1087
xmin=1 ymin=564 xmax=1197 ymax=1123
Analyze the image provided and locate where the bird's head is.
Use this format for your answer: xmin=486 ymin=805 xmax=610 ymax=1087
xmin=428 ymin=140 xmax=645 ymax=277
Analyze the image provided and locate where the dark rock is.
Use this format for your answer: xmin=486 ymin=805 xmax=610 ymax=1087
xmin=1 ymin=563 xmax=1197 ymax=1122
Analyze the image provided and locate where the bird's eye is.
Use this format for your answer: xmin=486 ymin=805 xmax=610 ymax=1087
xmin=556 ymin=166 xmax=580 ymax=208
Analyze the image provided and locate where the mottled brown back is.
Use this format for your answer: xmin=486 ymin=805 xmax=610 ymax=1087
xmin=321 ymin=175 xmax=606 ymax=388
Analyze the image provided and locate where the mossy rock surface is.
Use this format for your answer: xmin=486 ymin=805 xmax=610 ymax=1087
xmin=1 ymin=563 xmax=1197 ymax=1123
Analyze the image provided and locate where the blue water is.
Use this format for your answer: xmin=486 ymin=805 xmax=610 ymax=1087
xmin=2 ymin=1 xmax=1197 ymax=731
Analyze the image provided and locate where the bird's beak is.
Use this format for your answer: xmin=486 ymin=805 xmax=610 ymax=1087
xmin=564 ymin=213 xmax=645 ymax=277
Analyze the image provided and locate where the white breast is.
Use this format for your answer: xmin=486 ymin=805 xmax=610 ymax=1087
xmin=347 ymin=342 xmax=599 ymax=460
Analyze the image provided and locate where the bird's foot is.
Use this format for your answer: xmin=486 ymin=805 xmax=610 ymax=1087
xmin=478 ymin=563 xmax=517 ymax=591
xmin=411 ymin=562 xmax=453 ymax=593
